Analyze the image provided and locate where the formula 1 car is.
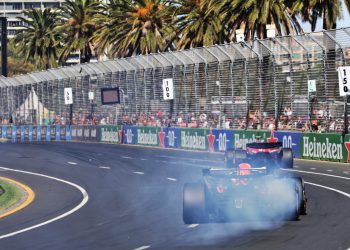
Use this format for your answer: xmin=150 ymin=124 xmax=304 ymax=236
xmin=225 ymin=142 xmax=293 ymax=169
xmin=183 ymin=163 xmax=307 ymax=224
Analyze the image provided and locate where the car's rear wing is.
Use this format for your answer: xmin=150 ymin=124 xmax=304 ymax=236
xmin=246 ymin=142 xmax=282 ymax=149
xmin=202 ymin=167 xmax=267 ymax=178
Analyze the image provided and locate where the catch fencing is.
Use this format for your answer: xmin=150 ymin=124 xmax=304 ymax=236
xmin=0 ymin=28 xmax=350 ymax=132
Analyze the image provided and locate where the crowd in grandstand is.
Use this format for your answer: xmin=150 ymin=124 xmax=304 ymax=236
xmin=0 ymin=105 xmax=348 ymax=133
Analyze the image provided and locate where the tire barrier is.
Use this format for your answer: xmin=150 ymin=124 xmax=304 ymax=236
xmin=1 ymin=125 xmax=350 ymax=163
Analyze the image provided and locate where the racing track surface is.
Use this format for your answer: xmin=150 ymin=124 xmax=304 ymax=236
xmin=0 ymin=142 xmax=350 ymax=250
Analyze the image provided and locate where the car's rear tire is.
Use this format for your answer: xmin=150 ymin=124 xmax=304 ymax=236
xmin=281 ymin=148 xmax=293 ymax=168
xmin=183 ymin=183 xmax=208 ymax=224
xmin=293 ymin=177 xmax=307 ymax=215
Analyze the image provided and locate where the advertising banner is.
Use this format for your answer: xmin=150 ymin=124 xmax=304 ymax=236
xmin=37 ymin=126 xmax=42 ymax=142
xmin=211 ymin=129 xmax=234 ymax=152
xmin=60 ymin=126 xmax=66 ymax=141
xmin=28 ymin=126 xmax=33 ymax=142
xmin=301 ymin=133 xmax=346 ymax=162
xmin=180 ymin=128 xmax=209 ymax=151
xmin=123 ymin=125 xmax=137 ymax=145
xmin=66 ymin=125 xmax=72 ymax=141
xmin=1 ymin=126 xmax=6 ymax=143
xmin=55 ymin=125 xmax=61 ymax=141
xmin=85 ymin=126 xmax=98 ymax=142
xmin=6 ymin=126 xmax=12 ymax=141
xmin=20 ymin=126 xmax=25 ymax=142
xmin=11 ymin=125 xmax=16 ymax=143
xmin=136 ymin=126 xmax=159 ymax=146
xmin=161 ymin=127 xmax=181 ymax=149
xmin=46 ymin=125 xmax=51 ymax=142
xmin=100 ymin=125 xmax=121 ymax=144
xmin=233 ymin=130 xmax=271 ymax=149
xmin=41 ymin=126 xmax=47 ymax=141
xmin=274 ymin=131 xmax=302 ymax=158
xmin=343 ymin=134 xmax=350 ymax=163
xmin=50 ymin=125 xmax=56 ymax=141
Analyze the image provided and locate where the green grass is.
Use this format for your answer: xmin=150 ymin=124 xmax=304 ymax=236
xmin=0 ymin=179 xmax=23 ymax=211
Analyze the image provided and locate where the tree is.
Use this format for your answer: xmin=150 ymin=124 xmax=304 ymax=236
xmin=175 ymin=0 xmax=227 ymax=49
xmin=210 ymin=0 xmax=303 ymax=41
xmin=14 ymin=8 xmax=60 ymax=70
xmin=58 ymin=0 xmax=101 ymax=63
xmin=93 ymin=0 xmax=176 ymax=58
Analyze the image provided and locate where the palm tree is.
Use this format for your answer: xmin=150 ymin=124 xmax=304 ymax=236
xmin=14 ymin=8 xmax=60 ymax=70
xmin=57 ymin=0 xmax=101 ymax=64
xmin=93 ymin=0 xmax=176 ymax=58
xmin=175 ymin=0 xmax=227 ymax=49
xmin=210 ymin=0 xmax=302 ymax=41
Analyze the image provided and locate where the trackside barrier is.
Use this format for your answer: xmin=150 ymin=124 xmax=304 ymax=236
xmin=300 ymin=133 xmax=347 ymax=163
xmin=1 ymin=125 xmax=350 ymax=163
xmin=274 ymin=131 xmax=302 ymax=158
xmin=100 ymin=125 xmax=122 ymax=144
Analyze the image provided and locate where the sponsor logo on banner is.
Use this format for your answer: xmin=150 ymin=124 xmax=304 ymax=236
xmin=56 ymin=125 xmax=61 ymax=141
xmin=158 ymin=128 xmax=165 ymax=147
xmin=180 ymin=129 xmax=207 ymax=150
xmin=137 ymin=128 xmax=158 ymax=145
xmin=302 ymin=134 xmax=343 ymax=161
xmin=77 ymin=127 xmax=83 ymax=138
xmin=12 ymin=126 xmax=16 ymax=143
xmin=46 ymin=126 xmax=51 ymax=141
xmin=101 ymin=126 xmax=119 ymax=143
xmin=274 ymin=131 xmax=302 ymax=158
xmin=123 ymin=126 xmax=136 ymax=144
xmin=2 ymin=126 xmax=7 ymax=143
xmin=207 ymin=129 xmax=215 ymax=152
xmin=20 ymin=126 xmax=25 ymax=142
xmin=211 ymin=129 xmax=234 ymax=152
xmin=66 ymin=126 xmax=72 ymax=141
xmin=345 ymin=135 xmax=350 ymax=162
xmin=29 ymin=126 xmax=33 ymax=142
xmin=37 ymin=126 xmax=42 ymax=141
xmin=234 ymin=130 xmax=269 ymax=149
xmin=164 ymin=128 xmax=180 ymax=148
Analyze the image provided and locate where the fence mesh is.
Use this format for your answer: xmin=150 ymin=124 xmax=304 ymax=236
xmin=1 ymin=28 xmax=350 ymax=133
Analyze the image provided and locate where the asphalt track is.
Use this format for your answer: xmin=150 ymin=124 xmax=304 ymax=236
xmin=0 ymin=142 xmax=350 ymax=250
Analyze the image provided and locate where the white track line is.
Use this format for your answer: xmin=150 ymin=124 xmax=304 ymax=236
xmin=0 ymin=166 xmax=89 ymax=240
xmin=167 ymin=177 xmax=177 ymax=182
xmin=305 ymin=182 xmax=350 ymax=198
xmin=67 ymin=162 xmax=77 ymax=165
xmin=121 ymin=156 xmax=132 ymax=159
xmin=188 ymin=224 xmax=199 ymax=228
xmin=133 ymin=246 xmax=150 ymax=250
xmin=284 ymin=169 xmax=350 ymax=180
xmin=99 ymin=166 xmax=110 ymax=170
xmin=133 ymin=171 xmax=144 ymax=175
xmin=326 ymin=170 xmax=333 ymax=172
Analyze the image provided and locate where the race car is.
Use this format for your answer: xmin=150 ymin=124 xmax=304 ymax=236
xmin=183 ymin=163 xmax=307 ymax=224
xmin=225 ymin=142 xmax=293 ymax=169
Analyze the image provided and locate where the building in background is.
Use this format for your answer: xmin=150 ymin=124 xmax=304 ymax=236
xmin=0 ymin=0 xmax=64 ymax=37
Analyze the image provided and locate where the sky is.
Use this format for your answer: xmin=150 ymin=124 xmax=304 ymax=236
xmin=302 ymin=0 xmax=350 ymax=32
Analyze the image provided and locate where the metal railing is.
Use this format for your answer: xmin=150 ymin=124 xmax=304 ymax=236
xmin=0 ymin=27 xmax=350 ymax=133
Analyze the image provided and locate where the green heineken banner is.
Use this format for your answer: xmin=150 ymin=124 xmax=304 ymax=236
xmin=233 ymin=130 xmax=273 ymax=149
xmin=136 ymin=126 xmax=159 ymax=146
xmin=301 ymin=133 xmax=346 ymax=162
xmin=180 ymin=128 xmax=209 ymax=151
xmin=100 ymin=125 xmax=122 ymax=144
xmin=345 ymin=134 xmax=350 ymax=163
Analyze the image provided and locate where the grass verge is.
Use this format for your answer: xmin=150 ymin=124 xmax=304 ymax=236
xmin=0 ymin=179 xmax=22 ymax=211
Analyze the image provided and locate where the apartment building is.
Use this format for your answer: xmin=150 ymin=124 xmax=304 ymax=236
xmin=0 ymin=0 xmax=64 ymax=37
